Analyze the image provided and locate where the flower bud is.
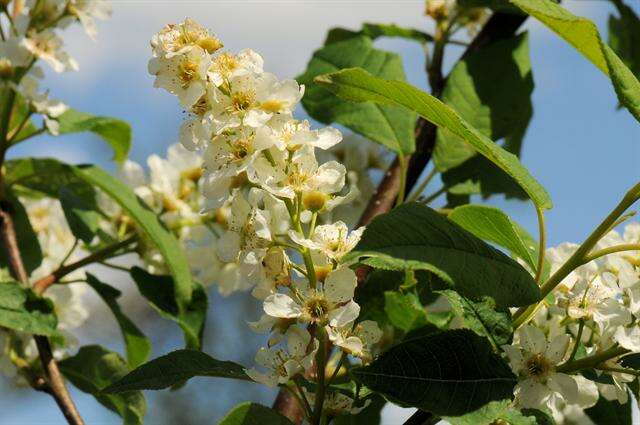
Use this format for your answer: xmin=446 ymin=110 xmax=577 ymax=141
xmin=197 ymin=37 xmax=223 ymax=54
xmin=303 ymin=190 xmax=327 ymax=212
xmin=0 ymin=59 xmax=14 ymax=79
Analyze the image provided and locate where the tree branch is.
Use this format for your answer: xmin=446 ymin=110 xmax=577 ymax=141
xmin=0 ymin=203 xmax=85 ymax=425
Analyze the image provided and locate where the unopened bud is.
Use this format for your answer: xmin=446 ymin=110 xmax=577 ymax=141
xmin=303 ymin=190 xmax=327 ymax=212
xmin=0 ymin=59 xmax=14 ymax=79
xmin=197 ymin=37 xmax=223 ymax=54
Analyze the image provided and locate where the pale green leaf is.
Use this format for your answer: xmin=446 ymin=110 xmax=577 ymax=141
xmin=325 ymin=23 xmax=433 ymax=45
xmin=57 ymin=109 xmax=131 ymax=163
xmin=509 ymin=0 xmax=640 ymax=122
xmin=384 ymin=291 xmax=428 ymax=332
xmin=314 ymin=68 xmax=552 ymax=209
xmin=0 ymin=281 xmax=57 ymax=336
xmin=72 ymin=165 xmax=194 ymax=314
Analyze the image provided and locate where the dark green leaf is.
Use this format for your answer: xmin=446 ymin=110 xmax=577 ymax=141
xmin=103 ymin=349 xmax=249 ymax=393
xmin=325 ymin=23 xmax=433 ymax=45
xmin=384 ymin=291 xmax=428 ymax=332
xmin=5 ymin=158 xmax=94 ymax=200
xmin=585 ymin=394 xmax=632 ymax=425
xmin=352 ymin=329 xmax=516 ymax=416
xmin=129 ymin=267 xmax=206 ymax=349
xmin=59 ymin=345 xmax=146 ymax=425
xmin=0 ymin=192 xmax=43 ymax=274
xmin=0 ymin=281 xmax=57 ymax=336
xmin=86 ymin=274 xmax=151 ymax=368
xmin=72 ymin=165 xmax=194 ymax=314
xmin=297 ymin=36 xmax=416 ymax=155
xmin=608 ymin=0 xmax=640 ymax=79
xmin=345 ymin=202 xmax=540 ymax=308
xmin=509 ymin=0 xmax=640 ymax=122
xmin=356 ymin=269 xmax=404 ymax=325
xmin=438 ymin=290 xmax=512 ymax=348
xmin=57 ymin=109 xmax=131 ymax=163
xmin=448 ymin=204 xmax=537 ymax=271
xmin=59 ymin=185 xmax=101 ymax=244
xmin=621 ymin=353 xmax=640 ymax=370
xmin=314 ymin=68 xmax=552 ymax=209
xmin=219 ymin=402 xmax=294 ymax=425
xmin=434 ymin=32 xmax=533 ymax=171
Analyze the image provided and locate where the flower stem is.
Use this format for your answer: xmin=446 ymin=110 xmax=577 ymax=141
xmin=557 ymin=345 xmax=629 ymax=374
xmin=407 ymin=166 xmax=438 ymax=203
xmin=311 ymin=327 xmax=328 ymax=425
xmin=396 ymin=154 xmax=408 ymax=206
xmin=581 ymin=244 xmax=640 ymax=264
xmin=533 ymin=206 xmax=546 ymax=284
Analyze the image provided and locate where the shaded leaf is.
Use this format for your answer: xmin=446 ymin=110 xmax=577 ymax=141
xmin=59 ymin=345 xmax=146 ymax=425
xmin=57 ymin=109 xmax=131 ymax=163
xmin=352 ymin=329 xmax=516 ymax=416
xmin=509 ymin=0 xmax=640 ymax=122
xmin=130 ymin=267 xmax=206 ymax=349
xmin=219 ymin=402 xmax=294 ymax=425
xmin=608 ymin=0 xmax=640 ymax=79
xmin=72 ymin=165 xmax=194 ymax=314
xmin=314 ymin=68 xmax=552 ymax=209
xmin=585 ymin=394 xmax=632 ymax=425
xmin=434 ymin=32 xmax=534 ymax=172
xmin=445 ymin=399 xmax=537 ymax=425
xmin=297 ymin=36 xmax=416 ymax=155
xmin=59 ymin=184 xmax=101 ymax=244
xmin=86 ymin=274 xmax=151 ymax=368
xmin=5 ymin=158 xmax=94 ymax=199
xmin=0 ymin=281 xmax=57 ymax=336
xmin=0 ymin=192 xmax=42 ymax=274
xmin=345 ymin=202 xmax=540 ymax=308
xmin=103 ymin=349 xmax=249 ymax=393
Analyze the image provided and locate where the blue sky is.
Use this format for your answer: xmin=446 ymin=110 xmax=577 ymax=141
xmin=2 ymin=0 xmax=640 ymax=423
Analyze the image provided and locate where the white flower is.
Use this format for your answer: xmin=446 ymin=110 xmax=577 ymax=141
xmin=208 ymin=49 xmax=263 ymax=87
xmin=151 ymin=18 xmax=222 ymax=58
xmin=263 ymin=266 xmax=359 ymax=328
xmin=289 ymin=221 xmax=363 ymax=262
xmin=546 ymin=243 xmax=599 ymax=292
xmin=148 ymin=46 xmax=211 ymax=108
xmin=22 ymin=30 xmax=78 ymax=73
xmin=67 ymin=0 xmax=111 ymax=40
xmin=503 ymin=325 xmax=598 ymax=411
xmin=254 ymin=116 xmax=342 ymax=152
xmin=245 ymin=327 xmax=318 ymax=387
xmin=18 ymin=76 xmax=68 ymax=135
xmin=326 ymin=320 xmax=382 ymax=362
xmin=0 ymin=37 xmax=32 ymax=79
xmin=304 ymin=390 xmax=370 ymax=417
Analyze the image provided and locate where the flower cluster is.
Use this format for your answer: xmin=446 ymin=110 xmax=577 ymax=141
xmin=503 ymin=222 xmax=640 ymax=422
xmin=424 ymin=0 xmax=488 ymax=35
xmin=148 ymin=18 xmax=382 ymax=409
xmin=0 ymin=0 xmax=110 ymax=134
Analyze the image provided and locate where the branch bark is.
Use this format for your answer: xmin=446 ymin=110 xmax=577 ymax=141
xmin=273 ymin=11 xmax=529 ymax=422
xmin=0 ymin=203 xmax=85 ymax=425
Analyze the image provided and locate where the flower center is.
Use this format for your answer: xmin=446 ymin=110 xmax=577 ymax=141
xmin=304 ymin=296 xmax=330 ymax=322
xmin=525 ymin=353 xmax=552 ymax=380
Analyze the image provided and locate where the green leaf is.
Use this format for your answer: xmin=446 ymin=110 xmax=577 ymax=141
xmin=219 ymin=402 xmax=294 ymax=425
xmin=129 ymin=267 xmax=206 ymax=350
xmin=361 ymin=255 xmax=452 ymax=284
xmin=0 ymin=281 xmax=57 ymax=336
xmin=72 ymin=165 xmax=193 ymax=313
xmin=103 ymin=349 xmax=249 ymax=393
xmin=448 ymin=204 xmax=537 ymax=271
xmin=509 ymin=0 xmax=640 ymax=122
xmin=0 ymin=192 xmax=43 ymax=274
xmin=445 ymin=399 xmax=544 ymax=425
xmin=59 ymin=345 xmax=146 ymax=425
xmin=314 ymin=68 xmax=552 ymax=209
xmin=434 ymin=32 xmax=533 ymax=172
xmin=7 ymin=93 xmax=40 ymax=144
xmin=85 ymin=274 xmax=151 ymax=368
xmin=384 ymin=291 xmax=428 ymax=332
xmin=345 ymin=202 xmax=540 ymax=308
xmin=355 ymin=269 xmax=404 ymax=325
xmin=352 ymin=329 xmax=516 ymax=416
xmin=325 ymin=23 xmax=433 ymax=45
xmin=608 ymin=0 xmax=640 ymax=79
xmin=5 ymin=158 xmax=94 ymax=199
xmin=585 ymin=394 xmax=632 ymax=425
xmin=59 ymin=184 xmax=102 ymax=244
xmin=438 ymin=290 xmax=512 ymax=348
xmin=297 ymin=36 xmax=416 ymax=155
xmin=57 ymin=109 xmax=131 ymax=163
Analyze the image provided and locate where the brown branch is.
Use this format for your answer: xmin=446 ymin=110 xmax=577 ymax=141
xmin=0 ymin=203 xmax=85 ymax=425
xmin=32 ymin=235 xmax=136 ymax=294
